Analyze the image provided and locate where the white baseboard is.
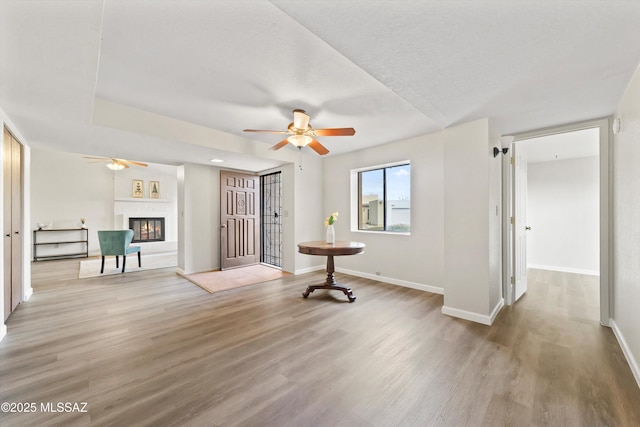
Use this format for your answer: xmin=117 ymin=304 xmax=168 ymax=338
xmin=442 ymin=298 xmax=504 ymax=326
xmin=528 ymin=264 xmax=599 ymax=276
xmin=610 ymin=319 xmax=640 ymax=390
xmin=294 ymin=265 xmax=325 ymax=275
xmin=336 ymin=267 xmax=444 ymax=295
xmin=0 ymin=324 xmax=6 ymax=343
xmin=293 ymin=266 xmax=443 ymax=295
xmin=24 ymin=286 xmax=33 ymax=301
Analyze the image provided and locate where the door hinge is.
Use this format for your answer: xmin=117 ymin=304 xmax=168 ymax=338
xmin=511 ymin=276 xmax=515 ymax=285
xmin=510 ymin=216 xmax=514 ymax=225
xmin=510 ymin=156 xmax=515 ymax=165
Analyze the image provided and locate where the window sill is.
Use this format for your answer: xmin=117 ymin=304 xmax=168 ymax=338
xmin=351 ymin=229 xmax=411 ymax=236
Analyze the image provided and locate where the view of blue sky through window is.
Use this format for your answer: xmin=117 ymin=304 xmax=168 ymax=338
xmin=361 ymin=164 xmax=410 ymax=200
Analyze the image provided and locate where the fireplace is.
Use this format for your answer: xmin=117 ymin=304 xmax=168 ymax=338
xmin=129 ymin=217 xmax=165 ymax=243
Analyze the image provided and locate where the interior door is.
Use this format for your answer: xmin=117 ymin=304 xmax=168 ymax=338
xmin=220 ymin=171 xmax=260 ymax=269
xmin=512 ymin=144 xmax=528 ymax=301
xmin=3 ymin=127 xmax=22 ymax=321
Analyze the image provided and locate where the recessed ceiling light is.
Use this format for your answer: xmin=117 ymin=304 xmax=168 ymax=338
xmin=210 ymin=158 xmax=224 ymax=163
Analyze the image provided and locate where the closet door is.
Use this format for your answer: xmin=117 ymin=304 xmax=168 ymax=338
xmin=3 ymin=127 xmax=22 ymax=321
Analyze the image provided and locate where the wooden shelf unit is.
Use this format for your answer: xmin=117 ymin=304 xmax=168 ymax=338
xmin=33 ymin=228 xmax=89 ymax=261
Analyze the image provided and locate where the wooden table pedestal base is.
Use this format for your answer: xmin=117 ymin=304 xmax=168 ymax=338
xmin=298 ymin=241 xmax=365 ymax=303
xmin=302 ymin=254 xmax=356 ymax=302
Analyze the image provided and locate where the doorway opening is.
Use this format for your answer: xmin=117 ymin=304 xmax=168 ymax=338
xmin=504 ymin=118 xmax=611 ymax=326
xmin=260 ymin=172 xmax=282 ymax=268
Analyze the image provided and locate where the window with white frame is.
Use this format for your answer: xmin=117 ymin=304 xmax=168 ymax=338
xmin=356 ymin=162 xmax=410 ymax=232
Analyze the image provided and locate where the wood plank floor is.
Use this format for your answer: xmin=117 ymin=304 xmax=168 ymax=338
xmin=1 ymin=261 xmax=639 ymax=426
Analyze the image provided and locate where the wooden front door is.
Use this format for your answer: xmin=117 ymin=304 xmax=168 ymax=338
xmin=3 ymin=127 xmax=22 ymax=321
xmin=220 ymin=171 xmax=260 ymax=269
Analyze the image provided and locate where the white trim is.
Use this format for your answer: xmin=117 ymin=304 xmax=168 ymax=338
xmin=528 ymin=264 xmax=600 ymax=276
xmin=442 ymin=298 xmax=504 ymax=326
xmin=350 ymin=159 xmax=411 ymax=173
xmin=351 ymin=230 xmax=411 ymax=236
xmin=336 ymin=267 xmax=443 ymax=295
xmin=441 ymin=305 xmax=492 ymax=325
xmin=0 ymin=324 xmax=6 ymax=343
xmin=490 ymin=298 xmax=505 ymax=324
xmin=294 ymin=265 xmax=325 ymax=275
xmin=610 ymin=319 xmax=640 ymax=390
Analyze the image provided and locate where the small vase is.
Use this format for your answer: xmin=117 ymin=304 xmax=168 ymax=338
xmin=326 ymin=224 xmax=335 ymax=244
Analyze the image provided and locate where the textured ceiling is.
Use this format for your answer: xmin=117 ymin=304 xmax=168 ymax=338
xmin=1 ymin=0 xmax=639 ymax=171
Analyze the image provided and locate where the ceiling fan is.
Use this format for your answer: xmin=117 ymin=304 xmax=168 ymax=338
xmin=243 ymin=109 xmax=355 ymax=155
xmin=83 ymin=156 xmax=148 ymax=170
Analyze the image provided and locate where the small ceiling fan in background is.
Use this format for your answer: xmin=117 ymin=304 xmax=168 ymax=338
xmin=243 ymin=109 xmax=356 ymax=155
xmin=83 ymin=156 xmax=148 ymax=170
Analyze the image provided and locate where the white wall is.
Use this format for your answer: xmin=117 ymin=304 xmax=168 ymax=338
xmin=322 ymin=132 xmax=444 ymax=291
xmin=442 ymin=118 xmax=503 ymax=325
xmin=489 ymin=123 xmax=503 ymax=312
xmin=292 ymin=155 xmax=324 ymax=273
xmin=527 ymin=156 xmax=599 ymax=275
xmin=30 ymin=148 xmax=178 ymax=256
xmin=612 ymin=64 xmax=640 ymax=387
xmin=178 ymin=163 xmax=219 ymax=274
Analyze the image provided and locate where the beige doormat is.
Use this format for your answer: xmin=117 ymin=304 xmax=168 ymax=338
xmin=79 ymin=253 xmax=177 ymax=278
xmin=183 ymin=264 xmax=288 ymax=294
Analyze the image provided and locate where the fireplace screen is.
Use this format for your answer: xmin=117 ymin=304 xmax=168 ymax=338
xmin=129 ymin=217 xmax=165 ymax=242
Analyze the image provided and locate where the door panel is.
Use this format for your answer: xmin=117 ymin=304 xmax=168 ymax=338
xmin=3 ymin=127 xmax=12 ymax=320
xmin=220 ymin=171 xmax=260 ymax=269
xmin=10 ymin=136 xmax=22 ymax=312
xmin=3 ymin=127 xmax=22 ymax=320
xmin=512 ymin=144 xmax=528 ymax=301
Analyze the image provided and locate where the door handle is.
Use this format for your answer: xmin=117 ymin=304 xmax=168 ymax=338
xmin=5 ymin=234 xmax=9 ymax=237
xmin=221 ymin=224 xmax=227 ymax=228
xmin=14 ymin=231 xmax=19 ymax=235
xmin=525 ymin=226 xmax=531 ymax=231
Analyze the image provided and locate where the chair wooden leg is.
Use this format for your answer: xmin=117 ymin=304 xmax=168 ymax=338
xmin=100 ymin=256 xmax=105 ymax=274
xmin=115 ymin=256 xmax=119 ymax=269
xmin=122 ymin=255 xmax=126 ymax=273
xmin=138 ymin=251 xmax=141 ymax=267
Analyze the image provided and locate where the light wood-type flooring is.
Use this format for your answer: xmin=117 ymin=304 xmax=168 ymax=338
xmin=1 ymin=261 xmax=639 ymax=426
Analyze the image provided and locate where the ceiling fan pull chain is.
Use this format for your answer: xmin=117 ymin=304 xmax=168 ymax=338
xmin=298 ymin=147 xmax=303 ymax=171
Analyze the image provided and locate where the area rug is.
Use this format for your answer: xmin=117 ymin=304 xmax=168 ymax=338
xmin=78 ymin=252 xmax=177 ymax=278
xmin=183 ymin=264 xmax=288 ymax=294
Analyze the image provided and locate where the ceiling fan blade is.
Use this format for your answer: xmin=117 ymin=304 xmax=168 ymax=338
xmin=308 ymin=139 xmax=329 ymax=155
xmin=243 ymin=129 xmax=288 ymax=134
xmin=117 ymin=159 xmax=148 ymax=167
xmin=293 ymin=109 xmax=310 ymax=130
xmin=313 ymin=127 xmax=356 ymax=136
xmin=83 ymin=156 xmax=110 ymax=161
xmin=269 ymin=138 xmax=290 ymax=151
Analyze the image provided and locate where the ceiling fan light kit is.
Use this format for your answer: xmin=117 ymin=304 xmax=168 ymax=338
xmin=288 ymin=134 xmax=313 ymax=147
xmin=106 ymin=161 xmax=126 ymax=170
xmin=243 ymin=109 xmax=356 ymax=155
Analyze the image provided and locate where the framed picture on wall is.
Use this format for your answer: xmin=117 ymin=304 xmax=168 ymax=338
xmin=149 ymin=181 xmax=160 ymax=199
xmin=132 ymin=179 xmax=143 ymax=198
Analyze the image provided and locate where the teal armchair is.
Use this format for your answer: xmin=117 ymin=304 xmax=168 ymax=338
xmin=97 ymin=230 xmax=141 ymax=273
